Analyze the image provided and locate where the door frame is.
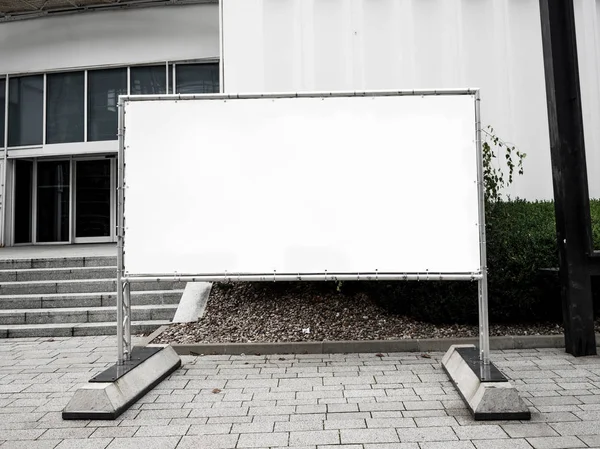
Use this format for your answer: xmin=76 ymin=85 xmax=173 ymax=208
xmin=72 ymin=156 xmax=116 ymax=244
xmin=10 ymin=155 xmax=117 ymax=245
xmin=11 ymin=156 xmax=73 ymax=246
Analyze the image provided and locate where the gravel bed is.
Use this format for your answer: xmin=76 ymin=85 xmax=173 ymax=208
xmin=151 ymin=283 xmax=595 ymax=345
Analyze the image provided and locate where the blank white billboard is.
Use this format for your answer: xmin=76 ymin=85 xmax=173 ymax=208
xmin=122 ymin=93 xmax=481 ymax=277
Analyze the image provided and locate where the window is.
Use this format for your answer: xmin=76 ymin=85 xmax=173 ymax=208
xmin=87 ymin=68 xmax=127 ymax=142
xmin=175 ymin=63 xmax=219 ymax=94
xmin=131 ymin=65 xmax=166 ymax=95
xmin=8 ymin=75 xmax=43 ymax=147
xmin=0 ymin=78 xmax=5 ymax=146
xmin=46 ymin=71 xmax=84 ymax=144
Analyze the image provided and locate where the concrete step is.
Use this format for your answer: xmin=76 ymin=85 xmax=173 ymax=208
xmin=0 ymin=266 xmax=117 ymax=282
xmin=0 ymin=304 xmax=177 ymax=325
xmin=0 ymin=320 xmax=169 ymax=338
xmin=0 ymin=278 xmax=187 ymax=295
xmin=0 ymin=256 xmax=116 ymax=270
xmin=0 ymin=290 xmax=184 ymax=310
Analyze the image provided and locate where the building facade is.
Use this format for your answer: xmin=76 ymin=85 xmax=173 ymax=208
xmin=1 ymin=0 xmax=599 ymax=247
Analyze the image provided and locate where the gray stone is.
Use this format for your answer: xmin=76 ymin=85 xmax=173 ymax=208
xmin=62 ymin=345 xmax=181 ymax=420
xmin=442 ymin=344 xmax=531 ymax=420
xmin=172 ymin=282 xmax=212 ymax=323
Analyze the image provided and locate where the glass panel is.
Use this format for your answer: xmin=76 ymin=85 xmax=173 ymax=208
xmin=0 ymin=78 xmax=5 ymax=146
xmin=168 ymin=64 xmax=174 ymax=94
xmin=87 ymin=68 xmax=127 ymax=142
xmin=46 ymin=72 xmax=84 ymax=144
xmin=14 ymin=159 xmax=33 ymax=244
xmin=76 ymin=160 xmax=111 ymax=238
xmin=37 ymin=160 xmax=70 ymax=243
xmin=8 ymin=75 xmax=43 ymax=147
xmin=130 ymin=66 xmax=166 ymax=95
xmin=175 ymin=63 xmax=219 ymax=94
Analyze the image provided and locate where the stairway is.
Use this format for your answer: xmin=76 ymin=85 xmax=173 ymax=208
xmin=0 ymin=254 xmax=184 ymax=338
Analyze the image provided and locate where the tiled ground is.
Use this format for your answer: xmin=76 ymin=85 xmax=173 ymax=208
xmin=0 ymin=337 xmax=599 ymax=448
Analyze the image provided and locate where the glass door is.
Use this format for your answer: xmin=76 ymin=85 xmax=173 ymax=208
xmin=14 ymin=159 xmax=33 ymax=244
xmin=74 ymin=159 xmax=114 ymax=243
xmin=36 ymin=160 xmax=70 ymax=243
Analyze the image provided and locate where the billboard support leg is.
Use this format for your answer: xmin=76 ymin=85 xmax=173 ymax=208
xmin=62 ymin=96 xmax=181 ymax=421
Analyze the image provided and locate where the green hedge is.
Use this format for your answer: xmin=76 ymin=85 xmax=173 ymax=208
xmin=364 ymin=199 xmax=600 ymax=324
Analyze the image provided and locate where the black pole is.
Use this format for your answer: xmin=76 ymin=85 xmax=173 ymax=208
xmin=539 ymin=0 xmax=596 ymax=356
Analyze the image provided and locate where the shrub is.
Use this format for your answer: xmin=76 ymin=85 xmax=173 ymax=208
xmin=366 ymin=199 xmax=600 ymax=324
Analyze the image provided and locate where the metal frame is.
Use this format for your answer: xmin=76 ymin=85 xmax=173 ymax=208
xmin=1 ymin=77 xmax=8 ymax=246
xmin=116 ymin=89 xmax=490 ymax=366
xmin=0 ymin=0 xmax=218 ymax=23
xmin=72 ymin=157 xmax=116 ymax=244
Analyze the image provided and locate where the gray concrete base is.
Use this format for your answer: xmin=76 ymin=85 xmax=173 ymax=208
xmin=172 ymin=282 xmax=212 ymax=323
xmin=62 ymin=345 xmax=181 ymax=420
xmin=441 ymin=344 xmax=531 ymax=421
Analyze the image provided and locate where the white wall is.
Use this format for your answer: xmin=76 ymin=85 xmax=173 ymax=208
xmin=0 ymin=4 xmax=219 ymax=74
xmin=575 ymin=0 xmax=600 ymax=200
xmin=222 ymin=0 xmax=600 ymax=200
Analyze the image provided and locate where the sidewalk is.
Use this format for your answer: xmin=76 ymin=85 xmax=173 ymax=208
xmin=0 ymin=336 xmax=599 ymax=448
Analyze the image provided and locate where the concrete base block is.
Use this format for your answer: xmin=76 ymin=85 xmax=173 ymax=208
xmin=442 ymin=344 xmax=531 ymax=421
xmin=172 ymin=282 xmax=212 ymax=323
xmin=62 ymin=345 xmax=181 ymax=420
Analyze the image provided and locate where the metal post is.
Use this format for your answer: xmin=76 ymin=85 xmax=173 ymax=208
xmin=124 ymin=281 xmax=132 ymax=359
xmin=539 ymin=0 xmax=596 ymax=356
xmin=474 ymin=91 xmax=491 ymax=366
xmin=117 ymin=97 xmax=127 ymax=365
xmin=2 ymin=77 xmax=8 ymax=247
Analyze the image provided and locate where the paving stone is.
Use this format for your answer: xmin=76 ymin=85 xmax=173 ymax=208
xmin=0 ymin=441 xmax=62 ymax=449
xmin=90 ymin=427 xmax=137 ymax=438
xmin=366 ymin=418 xmax=415 ymax=428
xmin=324 ymin=419 xmax=366 ymax=430
xmin=396 ymin=427 xmax=458 ymax=443
xmin=401 ymin=410 xmax=448 ymax=418
xmin=105 ymin=436 xmax=180 ymax=449
xmin=289 ymin=430 xmax=340 ymax=446
xmin=0 ymin=429 xmax=45 ymax=440
xmin=453 ymin=425 xmax=509 ymax=440
xmin=237 ymin=432 xmax=288 ymax=448
xmin=133 ymin=425 xmax=189 ymax=436
xmin=40 ymin=427 xmax=96 ymax=439
xmin=231 ymin=422 xmax=274 ymax=433
xmin=419 ymin=443 xmax=476 ymax=449
xmin=415 ymin=416 xmax=458 ymax=427
xmin=473 ymin=439 xmax=534 ymax=449
xmin=359 ymin=402 xmax=405 ymax=412
xmin=501 ymin=424 xmax=558 ymax=438
xmin=402 ymin=401 xmax=444 ymax=410
xmin=55 ymin=439 xmax=113 ymax=449
xmin=580 ymin=435 xmax=600 ymax=446
xmin=362 ymin=444 xmax=419 ymax=449
xmin=187 ymin=424 xmax=232 ymax=435
xmin=327 ymin=404 xmax=358 ymax=413
xmin=277 ymin=421 xmax=324 ymax=431
xmin=551 ymin=421 xmax=600 ymax=436
xmin=525 ymin=436 xmax=586 ymax=449
xmin=340 ymin=428 xmax=400 ymax=444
